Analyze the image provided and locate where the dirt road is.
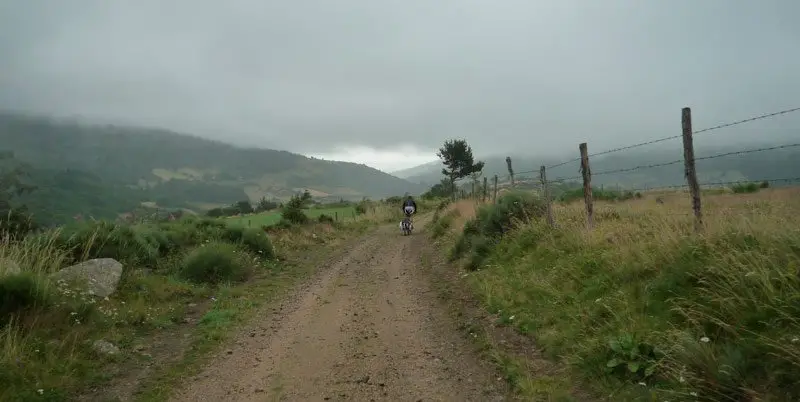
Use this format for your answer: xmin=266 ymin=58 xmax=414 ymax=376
xmin=171 ymin=223 xmax=510 ymax=402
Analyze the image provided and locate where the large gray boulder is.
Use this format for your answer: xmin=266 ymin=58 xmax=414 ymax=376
xmin=50 ymin=258 xmax=123 ymax=298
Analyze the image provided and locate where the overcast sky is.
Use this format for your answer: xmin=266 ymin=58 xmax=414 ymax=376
xmin=1 ymin=0 xmax=799 ymax=172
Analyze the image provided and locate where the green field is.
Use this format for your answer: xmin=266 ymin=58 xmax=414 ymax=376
xmin=224 ymin=206 xmax=358 ymax=227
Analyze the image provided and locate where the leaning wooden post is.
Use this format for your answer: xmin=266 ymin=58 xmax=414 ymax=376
xmin=492 ymin=175 xmax=498 ymax=204
xmin=482 ymin=176 xmax=488 ymax=202
xmin=681 ymin=107 xmax=703 ymax=233
xmin=506 ymin=156 xmax=515 ymax=187
xmin=579 ymin=142 xmax=594 ymax=230
xmin=540 ymin=165 xmax=555 ymax=227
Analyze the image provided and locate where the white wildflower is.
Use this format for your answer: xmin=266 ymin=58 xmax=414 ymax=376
xmin=700 ymin=336 xmax=710 ymax=343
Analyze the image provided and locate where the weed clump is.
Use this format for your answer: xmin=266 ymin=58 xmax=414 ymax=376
xmin=450 ymin=191 xmax=545 ymax=269
xmin=55 ymin=221 xmax=159 ymax=268
xmin=240 ymin=228 xmax=274 ymax=258
xmin=0 ymin=273 xmax=52 ymax=323
xmin=430 ymin=209 xmax=459 ymax=239
xmin=317 ymin=214 xmax=335 ymax=224
xmin=180 ymin=242 xmax=251 ymax=285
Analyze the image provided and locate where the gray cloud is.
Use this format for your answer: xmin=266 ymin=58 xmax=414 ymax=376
xmin=1 ymin=0 xmax=799 ymax=158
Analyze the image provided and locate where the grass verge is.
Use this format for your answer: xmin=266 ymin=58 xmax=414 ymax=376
xmin=0 ymin=216 xmax=367 ymax=401
xmin=436 ymin=187 xmax=800 ymax=401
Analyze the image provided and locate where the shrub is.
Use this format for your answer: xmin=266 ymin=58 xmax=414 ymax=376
xmin=430 ymin=209 xmax=459 ymax=239
xmin=466 ymin=235 xmax=493 ymax=270
xmin=558 ymin=187 xmax=637 ymax=203
xmin=205 ymin=207 xmax=224 ymax=217
xmin=731 ymin=182 xmax=760 ymax=194
xmin=282 ymin=193 xmax=309 ymax=224
xmin=476 ymin=191 xmax=546 ymax=238
xmin=222 ymin=226 xmax=246 ymax=243
xmin=450 ymin=192 xmax=545 ymax=268
xmin=282 ymin=207 xmax=308 ymax=224
xmin=0 ymin=273 xmax=52 ymax=323
xmin=180 ymin=242 xmax=250 ymax=284
xmin=240 ymin=228 xmax=274 ymax=258
xmin=317 ymin=214 xmax=335 ymax=224
xmin=56 ymin=221 xmax=158 ymax=267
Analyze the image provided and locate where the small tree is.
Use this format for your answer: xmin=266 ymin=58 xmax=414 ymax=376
xmin=206 ymin=207 xmax=224 ymax=217
xmin=436 ymin=139 xmax=484 ymax=199
xmin=255 ymin=196 xmax=278 ymax=212
xmin=281 ymin=191 xmax=311 ymax=224
xmin=235 ymin=200 xmax=254 ymax=214
xmin=423 ymin=178 xmax=456 ymax=199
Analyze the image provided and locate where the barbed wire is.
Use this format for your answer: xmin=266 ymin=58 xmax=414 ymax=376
xmin=450 ymin=176 xmax=800 ymax=203
xmin=546 ymin=157 xmax=581 ymax=170
xmin=692 ymin=107 xmax=800 ymax=135
xmin=695 ymin=142 xmax=800 ymax=161
xmin=588 ymin=142 xmax=800 ymax=178
xmin=445 ymin=106 xmax=800 ymax=189
xmin=464 ymin=141 xmax=800 ymax=187
xmin=540 ymin=106 xmax=800 ymax=169
xmin=624 ymin=176 xmax=800 ymax=193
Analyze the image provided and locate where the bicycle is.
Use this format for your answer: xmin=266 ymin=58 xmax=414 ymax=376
xmin=400 ymin=214 xmax=413 ymax=236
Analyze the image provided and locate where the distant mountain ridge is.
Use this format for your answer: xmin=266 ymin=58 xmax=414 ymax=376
xmin=390 ymin=160 xmax=440 ymax=180
xmin=0 ymin=111 xmax=426 ymax=224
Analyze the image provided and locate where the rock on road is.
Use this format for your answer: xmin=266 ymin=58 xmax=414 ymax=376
xmin=171 ymin=223 xmax=509 ymax=402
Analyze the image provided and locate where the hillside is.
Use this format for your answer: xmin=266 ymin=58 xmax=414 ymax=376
xmin=406 ymin=142 xmax=800 ymax=189
xmin=390 ymin=160 xmax=440 ymax=180
xmin=0 ymin=111 xmax=426 ymax=224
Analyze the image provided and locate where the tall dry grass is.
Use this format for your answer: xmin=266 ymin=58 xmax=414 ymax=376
xmin=449 ymin=187 xmax=800 ymax=401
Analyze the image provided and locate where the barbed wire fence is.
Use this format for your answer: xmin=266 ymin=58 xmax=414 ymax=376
xmin=447 ymin=106 xmax=800 ymax=233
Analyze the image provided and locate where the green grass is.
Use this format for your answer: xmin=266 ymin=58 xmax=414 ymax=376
xmin=224 ymin=206 xmax=358 ymax=228
xmin=0 ymin=214 xmax=363 ymax=401
xmin=443 ymin=188 xmax=800 ymax=401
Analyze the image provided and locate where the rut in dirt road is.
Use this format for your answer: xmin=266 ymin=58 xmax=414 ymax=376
xmin=171 ymin=225 xmax=509 ymax=401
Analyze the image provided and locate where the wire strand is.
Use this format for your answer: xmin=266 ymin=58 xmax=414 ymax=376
xmin=540 ymin=106 xmax=800 ymax=166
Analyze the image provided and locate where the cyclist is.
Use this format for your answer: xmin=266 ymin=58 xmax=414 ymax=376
xmin=401 ymin=195 xmax=417 ymax=218
xmin=400 ymin=196 xmax=417 ymax=234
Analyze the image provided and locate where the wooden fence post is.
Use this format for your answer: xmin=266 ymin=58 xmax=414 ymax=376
xmin=482 ymin=176 xmax=488 ymax=202
xmin=493 ymin=175 xmax=498 ymax=204
xmin=681 ymin=107 xmax=703 ymax=233
xmin=471 ymin=181 xmax=475 ymax=199
xmin=579 ymin=142 xmax=594 ymax=230
xmin=540 ymin=165 xmax=555 ymax=227
xmin=335 ymin=211 xmax=338 ymax=221
xmin=506 ymin=156 xmax=515 ymax=188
